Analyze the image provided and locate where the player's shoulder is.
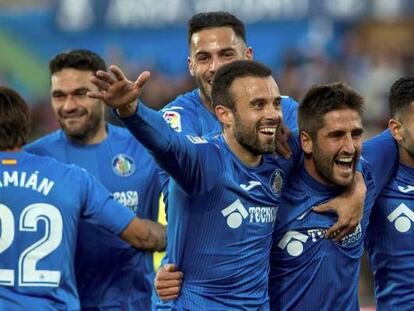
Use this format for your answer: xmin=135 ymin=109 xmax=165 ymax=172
xmin=162 ymin=89 xmax=200 ymax=112
xmin=107 ymin=123 xmax=149 ymax=152
xmin=24 ymin=150 xmax=86 ymax=175
xmin=281 ymin=95 xmax=298 ymax=106
xmin=25 ymin=130 xmax=65 ymax=152
xmin=107 ymin=123 xmax=132 ymax=140
xmin=359 ymin=157 xmax=375 ymax=180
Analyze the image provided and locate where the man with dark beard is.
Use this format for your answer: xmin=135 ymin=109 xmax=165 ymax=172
xmin=89 ymin=60 xmax=302 ymax=310
xmin=0 ymin=85 xmax=165 ymax=311
xmin=152 ymin=82 xmax=398 ymax=310
xmin=25 ymin=49 xmax=163 ymax=310
xmin=268 ymin=82 xmax=383 ymax=310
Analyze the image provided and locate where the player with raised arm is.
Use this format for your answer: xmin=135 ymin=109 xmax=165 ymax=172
xmin=25 ymin=50 xmax=162 ymax=310
xmin=152 ymin=83 xmax=399 ymax=309
xmin=90 ymin=60 xmax=302 ymax=309
xmin=0 ymin=86 xmax=165 ymax=311
xmin=91 ymin=11 xmax=367 ymax=254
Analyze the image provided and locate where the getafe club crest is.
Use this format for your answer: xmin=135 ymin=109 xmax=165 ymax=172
xmin=270 ymin=169 xmax=284 ymax=195
xmin=112 ymin=154 xmax=135 ymax=177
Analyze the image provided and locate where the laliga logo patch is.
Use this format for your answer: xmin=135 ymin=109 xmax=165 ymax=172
xmin=163 ymin=111 xmax=182 ymax=132
xmin=112 ymin=154 xmax=135 ymax=177
xmin=269 ymin=169 xmax=284 ymax=195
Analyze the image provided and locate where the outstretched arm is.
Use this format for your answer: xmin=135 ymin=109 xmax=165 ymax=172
xmin=88 ymin=65 xmax=222 ymax=196
xmin=120 ymin=218 xmax=166 ymax=252
xmin=313 ymin=171 xmax=366 ymax=241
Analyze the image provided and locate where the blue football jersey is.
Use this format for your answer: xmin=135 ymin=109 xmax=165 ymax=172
xmin=362 ymin=129 xmax=399 ymax=194
xmin=269 ymin=160 xmax=377 ymax=311
xmin=157 ymin=89 xmax=299 ymax=223
xmin=119 ymin=103 xmax=302 ymax=310
xmin=25 ymin=124 xmax=161 ymax=310
xmin=268 ymin=130 xmax=400 ymax=311
xmin=365 ymin=163 xmax=414 ymax=311
xmin=0 ymin=151 xmax=135 ymax=311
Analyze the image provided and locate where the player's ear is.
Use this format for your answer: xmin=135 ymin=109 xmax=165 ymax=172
xmin=216 ymin=105 xmax=233 ymax=127
xmin=187 ymin=56 xmax=195 ymax=76
xmin=245 ymin=47 xmax=253 ymax=60
xmin=300 ymin=130 xmax=313 ymax=155
xmin=389 ymin=118 xmax=403 ymax=141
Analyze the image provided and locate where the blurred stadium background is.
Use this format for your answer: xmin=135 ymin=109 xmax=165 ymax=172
xmin=1 ymin=0 xmax=413 ymax=308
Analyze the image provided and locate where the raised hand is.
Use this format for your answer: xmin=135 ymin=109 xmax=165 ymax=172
xmin=87 ymin=65 xmax=150 ymax=116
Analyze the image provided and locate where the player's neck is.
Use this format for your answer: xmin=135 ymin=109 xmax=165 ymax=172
xmin=399 ymin=146 xmax=414 ymax=169
xmin=303 ymin=156 xmax=334 ymax=186
xmin=67 ymin=121 xmax=108 ymax=145
xmin=223 ymin=131 xmax=262 ymax=167
xmin=199 ymin=91 xmax=215 ymax=113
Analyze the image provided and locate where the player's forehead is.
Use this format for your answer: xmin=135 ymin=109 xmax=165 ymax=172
xmin=51 ymin=68 xmax=96 ymax=92
xmin=231 ymin=76 xmax=280 ymax=103
xmin=190 ymin=27 xmax=243 ymax=54
xmin=320 ymin=109 xmax=362 ymax=132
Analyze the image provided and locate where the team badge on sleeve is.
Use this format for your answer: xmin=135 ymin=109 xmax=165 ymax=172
xmin=112 ymin=154 xmax=135 ymax=177
xmin=269 ymin=169 xmax=284 ymax=195
xmin=163 ymin=111 xmax=182 ymax=132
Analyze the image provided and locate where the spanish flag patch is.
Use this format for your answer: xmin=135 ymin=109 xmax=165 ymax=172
xmin=1 ymin=159 xmax=17 ymax=165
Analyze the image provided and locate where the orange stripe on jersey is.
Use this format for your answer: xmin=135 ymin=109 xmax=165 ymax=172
xmin=1 ymin=159 xmax=17 ymax=165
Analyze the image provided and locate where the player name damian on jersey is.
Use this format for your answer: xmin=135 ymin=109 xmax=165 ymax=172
xmin=0 ymin=170 xmax=55 ymax=196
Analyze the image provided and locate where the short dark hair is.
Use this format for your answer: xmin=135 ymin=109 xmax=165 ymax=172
xmin=298 ymin=82 xmax=364 ymax=139
xmin=188 ymin=11 xmax=246 ymax=45
xmin=211 ymin=60 xmax=272 ymax=111
xmin=389 ymin=77 xmax=414 ymax=118
xmin=0 ymin=86 xmax=30 ymax=150
xmin=49 ymin=49 xmax=106 ymax=76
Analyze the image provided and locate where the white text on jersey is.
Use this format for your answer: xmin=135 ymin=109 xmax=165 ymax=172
xmin=0 ymin=170 xmax=55 ymax=196
xmin=398 ymin=185 xmax=414 ymax=193
xmin=113 ymin=191 xmax=139 ymax=212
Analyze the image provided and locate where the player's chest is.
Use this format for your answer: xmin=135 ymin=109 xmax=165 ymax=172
xmin=378 ymin=176 xmax=414 ymax=237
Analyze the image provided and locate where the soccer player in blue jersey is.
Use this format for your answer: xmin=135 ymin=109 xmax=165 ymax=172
xmin=90 ymin=60 xmax=302 ymax=309
xmin=365 ymin=77 xmax=414 ymax=310
xmin=89 ymin=11 xmax=368 ymax=305
xmin=152 ymin=82 xmax=398 ymax=309
xmin=0 ymin=86 xmax=165 ymax=311
xmin=25 ymin=50 xmax=163 ymax=310
xmin=160 ymin=12 xmax=298 ymax=140
xmin=93 ymin=10 xmax=364 ymax=249
xmin=268 ymin=82 xmax=392 ymax=311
